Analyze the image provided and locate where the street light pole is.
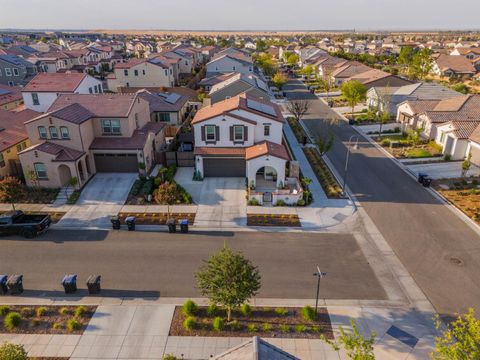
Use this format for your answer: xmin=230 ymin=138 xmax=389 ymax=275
xmin=342 ymin=135 xmax=359 ymax=197
xmin=313 ymin=266 xmax=327 ymax=318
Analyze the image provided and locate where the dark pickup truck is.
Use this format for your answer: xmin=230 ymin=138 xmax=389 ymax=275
xmin=0 ymin=211 xmax=51 ymax=238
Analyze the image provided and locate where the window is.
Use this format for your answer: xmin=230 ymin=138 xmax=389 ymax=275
xmin=60 ymin=126 xmax=69 ymax=139
xmin=135 ymin=113 xmax=139 ymax=129
xmin=93 ymin=85 xmax=98 ymax=93
xmin=101 ymin=119 xmax=121 ymax=135
xmin=13 ymin=68 xmax=19 ymax=76
xmin=164 ymin=69 xmax=168 ymax=76
xmin=8 ymin=81 xmax=13 ymax=86
xmin=38 ymin=126 xmax=47 ymax=139
xmin=158 ymin=112 xmax=170 ymax=122
xmin=205 ymin=125 xmax=216 ymax=141
xmin=34 ymin=163 xmax=47 ymax=179
xmin=233 ymin=66 xmax=236 ymax=71
xmin=124 ymin=69 xmax=129 ymax=76
xmin=0 ymin=69 xmax=2 ymax=76
xmin=142 ymin=69 xmax=145 ymax=75
xmin=98 ymin=84 xmax=102 ymax=93
xmin=234 ymin=125 xmax=244 ymax=141
xmin=134 ymin=69 xmax=139 ymax=76
xmin=31 ymin=93 xmax=39 ymax=105
xmin=5 ymin=68 xmax=12 ymax=76
xmin=264 ymin=125 xmax=270 ymax=137
xmin=440 ymin=132 xmax=446 ymax=144
xmin=16 ymin=142 xmax=27 ymax=152
xmin=89 ymin=87 xmax=93 ymax=94
xmin=49 ymin=126 xmax=58 ymax=139
xmin=0 ymin=153 xmax=5 ymax=168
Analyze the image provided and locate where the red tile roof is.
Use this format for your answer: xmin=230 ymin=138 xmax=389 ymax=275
xmin=0 ymin=85 xmax=22 ymax=106
xmin=21 ymin=142 xmax=85 ymax=162
xmin=194 ymin=147 xmax=246 ymax=157
xmin=245 ymin=141 xmax=289 ymax=161
xmin=0 ymin=109 xmax=39 ymax=152
xmin=22 ymin=73 xmax=88 ymax=93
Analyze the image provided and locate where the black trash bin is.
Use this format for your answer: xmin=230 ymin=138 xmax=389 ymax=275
xmin=62 ymin=274 xmax=77 ymax=294
xmin=418 ymin=173 xmax=428 ymax=184
xmin=86 ymin=275 xmax=101 ymax=294
xmin=125 ymin=216 xmax=136 ymax=231
xmin=422 ymin=177 xmax=432 ymax=188
xmin=111 ymin=216 xmax=121 ymax=230
xmin=167 ymin=218 xmax=176 ymax=233
xmin=7 ymin=275 xmax=23 ymax=295
xmin=348 ymin=118 xmax=355 ymax=125
xmin=0 ymin=275 xmax=8 ymax=295
xmin=180 ymin=219 xmax=189 ymax=233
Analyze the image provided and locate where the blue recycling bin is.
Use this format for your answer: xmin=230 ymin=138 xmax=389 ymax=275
xmin=126 ymin=216 xmax=136 ymax=231
xmin=180 ymin=219 xmax=189 ymax=233
xmin=62 ymin=274 xmax=77 ymax=294
xmin=0 ymin=275 xmax=8 ymax=294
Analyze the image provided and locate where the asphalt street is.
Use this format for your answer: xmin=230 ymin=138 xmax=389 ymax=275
xmin=284 ymin=79 xmax=480 ymax=316
xmin=0 ymin=229 xmax=385 ymax=300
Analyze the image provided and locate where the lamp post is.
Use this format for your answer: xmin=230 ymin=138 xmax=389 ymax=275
xmin=313 ymin=266 xmax=327 ymax=318
xmin=342 ymin=135 xmax=359 ymax=197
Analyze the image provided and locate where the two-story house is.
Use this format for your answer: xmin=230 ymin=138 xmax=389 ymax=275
xmin=0 ymin=54 xmax=38 ymax=86
xmin=22 ymin=72 xmax=103 ymax=112
xmin=206 ymin=55 xmax=253 ymax=76
xmin=107 ymin=57 xmax=175 ymax=91
xmin=19 ymin=93 xmax=166 ymax=188
xmin=0 ymin=84 xmax=23 ymax=110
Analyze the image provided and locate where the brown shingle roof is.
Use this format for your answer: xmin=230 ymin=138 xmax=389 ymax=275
xmin=48 ymin=93 xmax=138 ymax=118
xmin=245 ymin=141 xmax=289 ymax=161
xmin=47 ymin=103 xmax=95 ymax=124
xmin=435 ymin=54 xmax=476 ymax=74
xmin=22 ymin=73 xmax=88 ymax=93
xmin=0 ymin=109 xmax=39 ymax=152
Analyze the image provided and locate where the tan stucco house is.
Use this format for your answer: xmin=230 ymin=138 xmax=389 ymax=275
xmin=19 ymin=93 xmax=166 ymax=188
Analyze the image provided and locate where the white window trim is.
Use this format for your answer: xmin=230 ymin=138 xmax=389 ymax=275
xmin=205 ymin=125 xmax=216 ymax=141
xmin=5 ymin=68 xmax=12 ymax=76
xmin=233 ymin=125 xmax=244 ymax=141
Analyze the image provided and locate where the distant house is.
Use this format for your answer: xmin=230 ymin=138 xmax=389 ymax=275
xmin=0 ymin=108 xmax=40 ymax=177
xmin=108 ymin=57 xmax=175 ymax=91
xmin=449 ymin=47 xmax=480 ymax=60
xmin=22 ymin=72 xmax=103 ymax=112
xmin=368 ymin=82 xmax=460 ymax=115
xmin=206 ymin=73 xmax=270 ymax=105
xmin=137 ymin=90 xmax=189 ymax=126
xmin=198 ymin=72 xmax=237 ymax=92
xmin=206 ymin=55 xmax=253 ymax=76
xmin=0 ymin=84 xmax=23 ymax=110
xmin=0 ymin=54 xmax=38 ymax=86
xmin=432 ymin=54 xmax=476 ymax=78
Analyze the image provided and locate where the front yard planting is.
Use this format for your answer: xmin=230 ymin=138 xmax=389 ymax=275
xmin=126 ymin=165 xmax=193 ymax=205
xmin=434 ymin=178 xmax=480 ymax=223
xmin=377 ymin=135 xmax=443 ymax=159
xmin=247 ymin=213 xmax=301 ymax=227
xmin=169 ymin=304 xmax=333 ymax=339
xmin=0 ymin=176 xmax=59 ymax=204
xmin=0 ymin=305 xmax=95 ymax=334
xmin=118 ymin=212 xmax=196 ymax=225
xmin=303 ymin=147 xmax=343 ymax=198
xmin=287 ymin=117 xmax=310 ymax=144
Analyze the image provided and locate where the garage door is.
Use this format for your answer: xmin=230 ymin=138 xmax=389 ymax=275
xmin=203 ymin=158 xmax=245 ymax=177
xmin=94 ymin=153 xmax=138 ymax=173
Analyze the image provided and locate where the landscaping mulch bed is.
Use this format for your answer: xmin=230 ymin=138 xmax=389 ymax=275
xmin=118 ymin=212 xmax=196 ymax=225
xmin=169 ymin=306 xmax=333 ymax=339
xmin=434 ymin=178 xmax=480 ymax=223
xmin=0 ymin=305 xmax=96 ymax=335
xmin=303 ymin=147 xmax=343 ymax=198
xmin=247 ymin=214 xmax=301 ymax=227
xmin=287 ymin=118 xmax=310 ymax=144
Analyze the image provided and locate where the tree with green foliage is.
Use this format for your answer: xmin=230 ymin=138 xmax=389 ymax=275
xmin=272 ymin=72 xmax=288 ymax=90
xmin=286 ymin=53 xmax=299 ymax=67
xmin=411 ymin=48 xmax=433 ymax=80
xmin=375 ymin=86 xmax=392 ymax=134
xmin=431 ymin=308 xmax=480 ymax=359
xmin=398 ymin=46 xmax=416 ymax=75
xmin=256 ymin=53 xmax=278 ymax=77
xmin=300 ymin=65 xmax=315 ymax=78
xmin=407 ymin=127 xmax=422 ymax=147
xmin=195 ymin=245 xmax=261 ymax=322
xmin=255 ymin=39 xmax=268 ymax=52
xmin=0 ymin=343 xmax=28 ymax=360
xmin=341 ymin=80 xmax=367 ymax=120
xmin=462 ymin=153 xmax=473 ymax=178
xmin=451 ymin=83 xmax=470 ymax=94
xmin=323 ymin=319 xmax=376 ymax=360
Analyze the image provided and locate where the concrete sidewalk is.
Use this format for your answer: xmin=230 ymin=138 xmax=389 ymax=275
xmin=0 ymin=299 xmax=437 ymax=360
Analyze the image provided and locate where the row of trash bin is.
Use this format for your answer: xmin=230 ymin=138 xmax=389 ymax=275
xmin=0 ymin=274 xmax=101 ymax=295
xmin=110 ymin=216 xmax=189 ymax=233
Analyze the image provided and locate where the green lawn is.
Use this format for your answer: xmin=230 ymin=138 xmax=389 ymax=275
xmin=405 ymin=148 xmax=433 ymax=158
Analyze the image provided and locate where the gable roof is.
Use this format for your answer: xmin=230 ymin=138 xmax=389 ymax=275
xmin=435 ymin=54 xmax=476 ymax=74
xmin=22 ymin=73 xmax=89 ymax=93
xmin=48 ymin=93 xmax=139 ymax=118
xmin=209 ymin=73 xmax=268 ymax=95
xmin=192 ymin=94 xmax=283 ymax=125
xmin=246 ymin=141 xmax=290 ymax=161
xmin=213 ymin=336 xmax=298 ymax=360
xmin=137 ymin=90 xmax=188 ymax=112
xmin=20 ymin=141 xmax=85 ymax=162
xmin=0 ymin=109 xmax=40 ymax=152
xmin=0 ymin=85 xmax=22 ymax=106
xmin=208 ymin=54 xmax=253 ymax=67
xmin=422 ymin=95 xmax=480 ymax=123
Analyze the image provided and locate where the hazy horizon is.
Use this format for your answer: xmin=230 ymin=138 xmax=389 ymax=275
xmin=1 ymin=0 xmax=480 ymax=32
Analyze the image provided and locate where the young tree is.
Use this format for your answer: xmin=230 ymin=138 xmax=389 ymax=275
xmin=272 ymin=72 xmax=288 ymax=90
xmin=195 ymin=245 xmax=261 ymax=322
xmin=153 ymin=181 xmax=178 ymax=215
xmin=341 ymin=80 xmax=367 ymax=120
xmin=411 ymin=48 xmax=433 ymax=80
xmin=300 ymin=65 xmax=315 ymax=78
xmin=0 ymin=343 xmax=28 ymax=360
xmin=462 ymin=153 xmax=472 ymax=178
xmin=286 ymin=53 xmax=299 ymax=67
xmin=286 ymin=100 xmax=310 ymax=122
xmin=375 ymin=86 xmax=392 ymax=134
xmin=431 ymin=308 xmax=480 ymax=359
xmin=323 ymin=319 xmax=376 ymax=360
xmin=0 ymin=177 xmax=25 ymax=210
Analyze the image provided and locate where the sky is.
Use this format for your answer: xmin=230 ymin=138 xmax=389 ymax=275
xmin=1 ymin=0 xmax=479 ymax=31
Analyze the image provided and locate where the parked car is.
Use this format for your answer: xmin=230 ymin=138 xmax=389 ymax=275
xmin=0 ymin=211 xmax=51 ymax=238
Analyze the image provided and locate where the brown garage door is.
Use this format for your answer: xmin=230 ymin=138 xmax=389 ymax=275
xmin=94 ymin=153 xmax=138 ymax=173
xmin=203 ymin=158 xmax=245 ymax=177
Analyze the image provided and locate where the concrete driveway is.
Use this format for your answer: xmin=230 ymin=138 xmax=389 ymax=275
xmin=57 ymin=173 xmax=138 ymax=228
xmin=175 ymin=167 xmax=246 ymax=228
xmin=406 ymin=161 xmax=480 ymax=179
